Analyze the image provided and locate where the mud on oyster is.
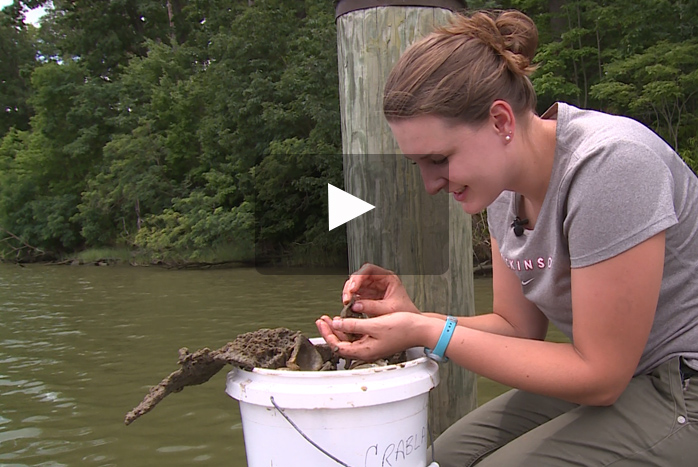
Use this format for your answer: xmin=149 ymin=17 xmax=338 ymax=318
xmin=124 ymin=327 xmax=406 ymax=426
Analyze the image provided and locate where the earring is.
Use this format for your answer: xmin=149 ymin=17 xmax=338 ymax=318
xmin=505 ymin=134 xmax=512 ymax=142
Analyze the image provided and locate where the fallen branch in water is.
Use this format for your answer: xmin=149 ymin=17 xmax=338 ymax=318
xmin=0 ymin=226 xmax=49 ymax=262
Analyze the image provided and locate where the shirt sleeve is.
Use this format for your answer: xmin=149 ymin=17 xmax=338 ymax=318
xmin=562 ymin=139 xmax=678 ymax=268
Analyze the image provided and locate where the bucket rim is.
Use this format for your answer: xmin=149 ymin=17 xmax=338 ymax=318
xmin=250 ymin=352 xmax=429 ymax=377
xmin=225 ymin=339 xmax=440 ymax=409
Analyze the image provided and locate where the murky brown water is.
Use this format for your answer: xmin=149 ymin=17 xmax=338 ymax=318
xmin=0 ymin=263 xmax=555 ymax=466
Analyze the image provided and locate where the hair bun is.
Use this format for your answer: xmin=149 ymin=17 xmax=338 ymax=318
xmin=495 ymin=11 xmax=538 ymax=67
xmin=441 ymin=10 xmax=538 ymax=77
xmin=384 ymin=9 xmax=539 ymax=123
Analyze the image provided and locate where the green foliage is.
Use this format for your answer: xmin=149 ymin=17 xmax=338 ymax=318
xmin=0 ymin=58 xmax=118 ymax=260
xmin=134 ymin=194 xmax=255 ymax=259
xmin=77 ymin=128 xmax=175 ymax=246
xmin=1 ymin=0 xmax=697 ymax=263
xmin=77 ymin=0 xmax=341 ymax=261
xmin=0 ymin=3 xmax=38 ymax=134
xmin=0 ymin=129 xmax=82 ymax=256
xmin=0 ymin=132 xmax=57 ymax=255
xmin=76 ymin=247 xmax=133 ymax=263
xmin=526 ymin=0 xmax=695 ymax=109
xmin=590 ymin=41 xmax=698 ymax=153
xmin=513 ymin=0 xmax=698 ymax=171
xmin=39 ymin=0 xmax=176 ymax=78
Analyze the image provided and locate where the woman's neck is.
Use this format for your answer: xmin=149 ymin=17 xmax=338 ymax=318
xmin=515 ymin=115 xmax=558 ymax=209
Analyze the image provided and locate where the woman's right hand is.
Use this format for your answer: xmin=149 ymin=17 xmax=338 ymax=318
xmin=342 ymin=263 xmax=419 ymax=317
xmin=316 ymin=311 xmax=429 ymax=361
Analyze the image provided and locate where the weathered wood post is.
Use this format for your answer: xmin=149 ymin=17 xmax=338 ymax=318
xmin=335 ymin=0 xmax=477 ymax=437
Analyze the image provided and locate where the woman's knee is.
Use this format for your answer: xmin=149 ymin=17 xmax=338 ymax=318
xmin=428 ymin=390 xmax=576 ymax=466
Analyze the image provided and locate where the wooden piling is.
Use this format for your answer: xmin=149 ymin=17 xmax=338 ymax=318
xmin=335 ymin=0 xmax=476 ymax=437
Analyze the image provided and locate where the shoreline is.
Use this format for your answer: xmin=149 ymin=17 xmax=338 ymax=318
xmin=4 ymin=256 xmax=494 ymax=276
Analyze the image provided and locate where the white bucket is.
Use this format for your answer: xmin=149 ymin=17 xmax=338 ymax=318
xmin=226 ymin=340 xmax=440 ymax=467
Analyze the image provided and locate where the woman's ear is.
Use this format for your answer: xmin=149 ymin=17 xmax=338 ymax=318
xmin=490 ymin=100 xmax=516 ymax=142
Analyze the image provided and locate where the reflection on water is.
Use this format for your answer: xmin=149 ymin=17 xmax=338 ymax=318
xmin=0 ymin=264 xmax=502 ymax=466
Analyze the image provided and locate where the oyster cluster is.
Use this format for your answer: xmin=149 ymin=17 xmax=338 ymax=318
xmin=124 ymin=327 xmax=405 ymax=425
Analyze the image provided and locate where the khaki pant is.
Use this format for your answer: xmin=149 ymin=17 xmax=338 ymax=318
xmin=430 ymin=357 xmax=698 ymax=466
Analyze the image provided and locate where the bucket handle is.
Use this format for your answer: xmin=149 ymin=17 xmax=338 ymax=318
xmin=269 ymin=396 xmax=441 ymax=467
xmin=270 ymin=396 xmax=351 ymax=467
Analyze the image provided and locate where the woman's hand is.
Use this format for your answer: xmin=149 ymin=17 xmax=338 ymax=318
xmin=315 ymin=312 xmax=431 ymax=361
xmin=342 ymin=263 xmax=419 ymax=316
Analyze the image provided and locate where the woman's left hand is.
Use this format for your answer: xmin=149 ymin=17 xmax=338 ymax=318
xmin=315 ymin=312 xmax=427 ymax=361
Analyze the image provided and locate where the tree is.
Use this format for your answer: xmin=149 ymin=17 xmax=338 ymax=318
xmin=38 ymin=0 xmax=174 ymax=78
xmin=0 ymin=3 xmax=38 ymax=135
xmin=0 ymin=60 xmax=117 ymax=258
xmin=132 ymin=0 xmax=343 ymax=260
xmin=590 ymin=40 xmax=698 ymax=169
xmin=5 ymin=0 xmax=693 ymax=263
xmin=76 ymin=41 xmax=200 ymax=246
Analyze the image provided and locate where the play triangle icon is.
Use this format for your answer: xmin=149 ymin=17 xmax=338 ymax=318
xmin=328 ymin=183 xmax=375 ymax=231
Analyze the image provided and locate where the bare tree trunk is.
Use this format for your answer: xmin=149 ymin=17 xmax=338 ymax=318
xmin=566 ymin=8 xmax=580 ymax=102
xmin=166 ymin=0 xmax=177 ymax=48
xmin=595 ymin=23 xmax=602 ymax=82
xmin=575 ymin=4 xmax=588 ymax=107
xmin=549 ymin=0 xmax=566 ymax=39
xmin=136 ymin=198 xmax=142 ymax=231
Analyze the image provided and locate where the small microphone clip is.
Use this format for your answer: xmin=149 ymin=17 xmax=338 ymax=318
xmin=511 ymin=217 xmax=529 ymax=237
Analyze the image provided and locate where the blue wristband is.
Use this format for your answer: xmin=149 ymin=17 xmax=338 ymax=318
xmin=424 ymin=315 xmax=457 ymax=362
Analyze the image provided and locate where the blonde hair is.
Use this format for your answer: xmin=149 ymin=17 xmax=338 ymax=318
xmin=383 ymin=10 xmax=539 ymax=124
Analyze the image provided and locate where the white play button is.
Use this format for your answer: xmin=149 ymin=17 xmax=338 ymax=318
xmin=328 ymin=183 xmax=375 ymax=231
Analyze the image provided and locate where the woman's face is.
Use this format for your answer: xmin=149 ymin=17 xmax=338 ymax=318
xmin=388 ymin=115 xmax=511 ymax=215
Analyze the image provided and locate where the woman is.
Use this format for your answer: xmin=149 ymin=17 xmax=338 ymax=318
xmin=316 ymin=9 xmax=698 ymax=466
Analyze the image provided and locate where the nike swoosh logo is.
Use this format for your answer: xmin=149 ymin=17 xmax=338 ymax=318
xmin=521 ymin=278 xmax=535 ymax=286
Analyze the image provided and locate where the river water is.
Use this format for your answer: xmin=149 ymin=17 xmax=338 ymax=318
xmin=0 ymin=263 xmax=499 ymax=466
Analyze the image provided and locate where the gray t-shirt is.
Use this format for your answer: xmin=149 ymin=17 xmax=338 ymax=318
xmin=487 ymin=102 xmax=698 ymax=375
